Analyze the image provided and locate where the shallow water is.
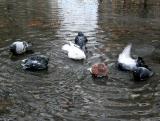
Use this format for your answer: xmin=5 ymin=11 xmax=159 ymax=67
xmin=0 ymin=0 xmax=160 ymax=120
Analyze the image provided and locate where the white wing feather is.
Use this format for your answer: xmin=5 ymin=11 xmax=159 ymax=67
xmin=118 ymin=44 xmax=136 ymax=70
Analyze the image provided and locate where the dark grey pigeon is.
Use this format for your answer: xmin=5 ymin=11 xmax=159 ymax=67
xmin=74 ymin=32 xmax=88 ymax=51
xmin=21 ymin=55 xmax=49 ymax=71
xmin=133 ymin=67 xmax=154 ymax=81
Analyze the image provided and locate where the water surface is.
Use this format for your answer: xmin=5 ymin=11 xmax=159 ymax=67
xmin=0 ymin=0 xmax=160 ymax=120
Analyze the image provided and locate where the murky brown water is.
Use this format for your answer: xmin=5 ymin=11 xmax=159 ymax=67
xmin=0 ymin=0 xmax=160 ymax=120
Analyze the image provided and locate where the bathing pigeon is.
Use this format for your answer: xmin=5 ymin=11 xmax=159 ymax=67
xmin=62 ymin=41 xmax=86 ymax=60
xmin=133 ymin=66 xmax=154 ymax=81
xmin=21 ymin=55 xmax=49 ymax=71
xmin=10 ymin=41 xmax=32 ymax=55
xmin=117 ymin=44 xmax=145 ymax=71
xmin=117 ymin=44 xmax=154 ymax=81
xmin=89 ymin=63 xmax=108 ymax=78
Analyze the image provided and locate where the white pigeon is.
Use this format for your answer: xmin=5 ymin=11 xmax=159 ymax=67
xmin=62 ymin=41 xmax=86 ymax=60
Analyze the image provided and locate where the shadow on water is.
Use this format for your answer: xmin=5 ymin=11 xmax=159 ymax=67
xmin=0 ymin=0 xmax=160 ymax=120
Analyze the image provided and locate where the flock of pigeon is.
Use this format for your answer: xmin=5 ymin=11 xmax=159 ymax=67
xmin=9 ymin=32 xmax=154 ymax=81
